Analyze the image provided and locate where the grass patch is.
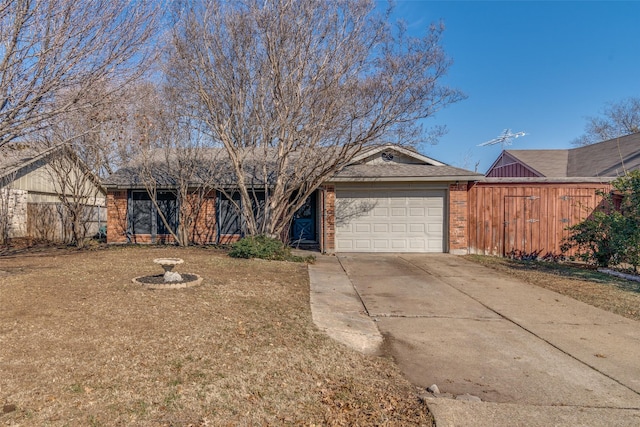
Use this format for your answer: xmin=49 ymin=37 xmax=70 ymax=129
xmin=465 ymin=255 xmax=640 ymax=321
xmin=0 ymin=246 xmax=429 ymax=426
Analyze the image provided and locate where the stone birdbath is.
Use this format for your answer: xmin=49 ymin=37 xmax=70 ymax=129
xmin=132 ymin=257 xmax=202 ymax=289
xmin=154 ymin=258 xmax=184 ymax=282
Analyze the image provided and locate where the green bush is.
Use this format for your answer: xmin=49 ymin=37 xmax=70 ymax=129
xmin=229 ymin=235 xmax=314 ymax=262
xmin=563 ymin=170 xmax=640 ymax=270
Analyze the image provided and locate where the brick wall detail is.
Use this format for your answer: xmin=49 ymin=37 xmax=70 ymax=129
xmin=107 ymin=190 xmax=218 ymax=245
xmin=106 ymin=191 xmax=128 ymax=243
xmin=449 ymin=182 xmax=469 ymax=254
xmin=321 ymin=185 xmax=335 ymax=253
xmin=188 ymin=192 xmax=216 ymax=244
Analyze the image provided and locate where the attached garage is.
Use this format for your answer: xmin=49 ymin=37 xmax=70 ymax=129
xmin=335 ymin=187 xmax=446 ymax=252
xmin=318 ymin=144 xmax=482 ymax=255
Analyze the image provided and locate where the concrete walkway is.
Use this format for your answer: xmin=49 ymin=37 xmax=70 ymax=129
xmin=308 ymin=253 xmax=640 ymax=426
xmin=308 ymin=254 xmax=383 ymax=355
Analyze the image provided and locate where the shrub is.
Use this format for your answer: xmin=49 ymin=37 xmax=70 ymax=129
xmin=229 ymin=235 xmax=314 ymax=262
xmin=563 ymin=170 xmax=640 ymax=270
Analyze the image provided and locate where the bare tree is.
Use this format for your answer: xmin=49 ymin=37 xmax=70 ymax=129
xmin=573 ymin=97 xmax=640 ymax=146
xmin=0 ymin=0 xmax=159 ymax=148
xmin=44 ymin=147 xmax=104 ymax=248
xmin=134 ymin=84 xmax=221 ymax=246
xmin=50 ymin=82 xmax=156 ymax=178
xmin=168 ymin=0 xmax=464 ymax=240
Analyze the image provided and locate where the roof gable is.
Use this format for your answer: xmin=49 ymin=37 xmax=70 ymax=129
xmin=485 ymin=151 xmax=545 ymax=178
xmin=333 ymin=144 xmax=481 ymax=182
xmin=348 ymin=145 xmax=445 ymax=166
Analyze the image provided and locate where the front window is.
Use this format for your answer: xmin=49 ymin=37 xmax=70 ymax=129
xmin=130 ymin=191 xmax=178 ymax=236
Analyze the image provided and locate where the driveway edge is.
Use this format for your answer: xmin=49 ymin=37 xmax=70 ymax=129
xmin=308 ymin=255 xmax=383 ymax=355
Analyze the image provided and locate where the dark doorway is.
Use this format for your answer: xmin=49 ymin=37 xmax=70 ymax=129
xmin=291 ymin=195 xmax=316 ymax=242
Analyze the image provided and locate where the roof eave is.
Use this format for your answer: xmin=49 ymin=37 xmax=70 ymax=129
xmin=0 ymin=144 xmax=64 ymax=181
xmin=483 ymin=177 xmax=615 ymax=183
xmin=326 ymin=175 xmax=484 ymax=183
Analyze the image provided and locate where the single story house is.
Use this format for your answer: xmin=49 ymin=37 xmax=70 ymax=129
xmin=468 ymin=132 xmax=640 ymax=257
xmin=104 ymin=144 xmax=483 ymax=253
xmin=0 ymin=143 xmax=106 ymax=241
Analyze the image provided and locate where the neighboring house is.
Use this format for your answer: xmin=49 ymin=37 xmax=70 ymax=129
xmin=0 ymin=143 xmax=106 ymax=242
xmin=104 ymin=144 xmax=482 ymax=253
xmin=486 ymin=132 xmax=640 ymax=179
xmin=469 ymin=132 xmax=640 ymax=256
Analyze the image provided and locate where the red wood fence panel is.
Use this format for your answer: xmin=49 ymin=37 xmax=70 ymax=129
xmin=467 ymin=182 xmax=611 ymax=257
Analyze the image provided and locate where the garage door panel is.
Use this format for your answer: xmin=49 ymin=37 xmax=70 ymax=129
xmin=373 ymin=223 xmax=389 ymax=233
xmin=355 ymin=240 xmax=372 ymax=249
xmin=409 ymin=223 xmax=425 ymax=233
xmin=410 ymin=240 xmax=426 ymax=249
xmin=373 ymin=240 xmax=389 ymax=249
xmin=373 ymin=207 xmax=388 ymax=217
xmin=335 ymin=188 xmax=445 ymax=253
xmin=391 ymin=223 xmax=407 ymax=233
xmin=428 ymin=223 xmax=443 ymax=233
xmin=354 ymin=223 xmax=370 ymax=233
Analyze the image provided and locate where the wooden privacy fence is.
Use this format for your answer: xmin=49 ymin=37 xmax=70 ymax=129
xmin=468 ymin=182 xmax=611 ymax=257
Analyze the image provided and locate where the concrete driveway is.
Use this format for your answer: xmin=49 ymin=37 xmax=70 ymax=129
xmin=309 ymin=253 xmax=640 ymax=426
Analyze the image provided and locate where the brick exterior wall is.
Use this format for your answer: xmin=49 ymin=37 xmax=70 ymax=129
xmin=188 ymin=192 xmax=216 ymax=244
xmin=106 ymin=190 xmax=128 ymax=243
xmin=321 ymin=185 xmax=335 ymax=253
xmin=106 ymin=190 xmax=218 ymax=245
xmin=448 ymin=182 xmax=469 ymax=254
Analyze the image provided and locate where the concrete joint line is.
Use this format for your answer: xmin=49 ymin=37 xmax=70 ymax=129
xmin=371 ymin=313 xmax=503 ymax=321
xmin=401 ymin=256 xmax=640 ymax=399
xmin=336 ymin=256 xmax=372 ymax=317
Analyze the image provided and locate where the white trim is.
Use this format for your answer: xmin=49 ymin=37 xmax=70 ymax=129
xmin=348 ymin=144 xmax=446 ymax=166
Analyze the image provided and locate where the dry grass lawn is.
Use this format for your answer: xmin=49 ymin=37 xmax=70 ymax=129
xmin=465 ymin=255 xmax=640 ymax=322
xmin=0 ymin=246 xmax=432 ymax=426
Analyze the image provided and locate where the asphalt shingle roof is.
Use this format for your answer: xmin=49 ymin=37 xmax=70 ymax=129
xmin=105 ymin=144 xmax=482 ymax=188
xmin=0 ymin=142 xmax=59 ymax=180
xmin=503 ymin=150 xmax=569 ymax=177
xmin=335 ymin=163 xmax=481 ymax=179
xmin=501 ymin=132 xmax=640 ymax=178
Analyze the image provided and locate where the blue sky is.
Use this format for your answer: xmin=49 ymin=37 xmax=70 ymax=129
xmin=385 ymin=1 xmax=640 ymax=173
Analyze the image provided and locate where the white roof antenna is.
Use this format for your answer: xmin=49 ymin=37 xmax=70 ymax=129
xmin=478 ymin=129 xmax=527 ymax=149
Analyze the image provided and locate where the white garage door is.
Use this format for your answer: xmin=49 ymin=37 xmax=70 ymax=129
xmin=335 ymin=188 xmax=445 ymax=253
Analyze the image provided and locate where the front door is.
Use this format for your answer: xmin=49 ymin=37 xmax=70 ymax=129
xmin=292 ymin=196 xmax=316 ymax=242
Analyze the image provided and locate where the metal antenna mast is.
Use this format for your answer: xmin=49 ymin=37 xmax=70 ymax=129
xmin=478 ymin=129 xmax=527 ymax=149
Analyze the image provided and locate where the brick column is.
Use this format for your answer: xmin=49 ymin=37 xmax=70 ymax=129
xmin=189 ymin=192 xmax=217 ymax=244
xmin=321 ymin=185 xmax=336 ymax=253
xmin=106 ymin=190 xmax=128 ymax=244
xmin=448 ymin=182 xmax=469 ymax=255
